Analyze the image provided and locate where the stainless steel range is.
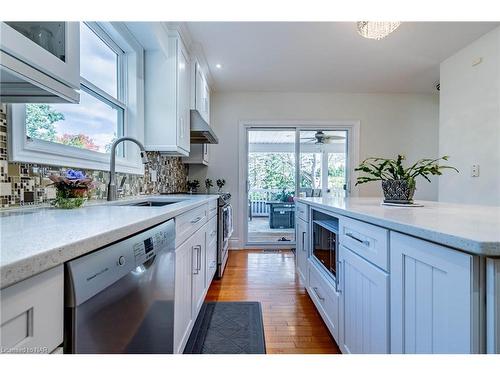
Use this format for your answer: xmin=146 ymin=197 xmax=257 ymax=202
xmin=217 ymin=193 xmax=233 ymax=278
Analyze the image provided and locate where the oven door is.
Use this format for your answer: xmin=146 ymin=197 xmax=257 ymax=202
xmin=312 ymin=222 xmax=338 ymax=285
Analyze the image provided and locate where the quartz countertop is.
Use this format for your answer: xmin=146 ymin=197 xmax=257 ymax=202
xmin=298 ymin=197 xmax=500 ymax=255
xmin=0 ymin=194 xmax=219 ymax=288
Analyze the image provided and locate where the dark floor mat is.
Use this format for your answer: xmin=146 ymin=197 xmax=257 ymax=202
xmin=183 ymin=302 xmax=266 ymax=354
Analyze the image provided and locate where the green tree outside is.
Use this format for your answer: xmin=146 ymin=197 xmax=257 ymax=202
xmin=26 ymin=104 xmax=63 ymax=142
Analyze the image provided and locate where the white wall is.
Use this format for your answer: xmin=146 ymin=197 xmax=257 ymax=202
xmin=190 ymin=92 xmax=439 ymax=248
xmin=439 ymin=27 xmax=500 ymax=206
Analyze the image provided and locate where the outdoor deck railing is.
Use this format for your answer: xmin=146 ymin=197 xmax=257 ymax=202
xmin=249 ymin=188 xmax=283 ymax=217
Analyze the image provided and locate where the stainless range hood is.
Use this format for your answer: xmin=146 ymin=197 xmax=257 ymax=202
xmin=190 ymin=109 xmax=218 ymax=144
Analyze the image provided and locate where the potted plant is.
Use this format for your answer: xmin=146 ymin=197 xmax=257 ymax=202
xmin=205 ymin=178 xmax=213 ymax=194
xmin=187 ymin=180 xmax=200 ymax=193
xmin=216 ymin=179 xmax=226 ymax=192
xmin=355 ymin=155 xmax=458 ymax=204
xmin=48 ymin=169 xmax=94 ymax=209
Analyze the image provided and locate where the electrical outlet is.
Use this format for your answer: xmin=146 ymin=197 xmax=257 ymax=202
xmin=150 ymin=169 xmax=157 ymax=182
xmin=471 ymin=164 xmax=480 ymax=177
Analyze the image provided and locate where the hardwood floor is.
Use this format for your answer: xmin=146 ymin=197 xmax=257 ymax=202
xmin=205 ymin=249 xmax=341 ymax=354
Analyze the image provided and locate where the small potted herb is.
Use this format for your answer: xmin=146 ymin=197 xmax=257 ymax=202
xmin=205 ymin=178 xmax=214 ymax=194
xmin=48 ymin=170 xmax=94 ymax=209
xmin=216 ymin=179 xmax=226 ymax=192
xmin=355 ymin=155 xmax=458 ymax=204
xmin=187 ymin=180 xmax=200 ymax=193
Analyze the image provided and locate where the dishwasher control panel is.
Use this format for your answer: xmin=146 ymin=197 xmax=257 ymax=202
xmin=132 ymin=230 xmax=170 ymax=266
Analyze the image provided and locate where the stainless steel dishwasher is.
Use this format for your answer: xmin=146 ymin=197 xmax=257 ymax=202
xmin=64 ymin=219 xmax=175 ymax=353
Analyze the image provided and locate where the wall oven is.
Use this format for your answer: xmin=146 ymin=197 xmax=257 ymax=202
xmin=312 ymin=217 xmax=339 ymax=290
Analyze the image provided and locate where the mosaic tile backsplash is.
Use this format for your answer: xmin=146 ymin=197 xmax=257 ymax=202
xmin=0 ymin=104 xmax=189 ymax=209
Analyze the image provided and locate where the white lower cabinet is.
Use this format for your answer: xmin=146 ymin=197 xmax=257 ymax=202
xmin=338 ymin=245 xmax=389 ymax=353
xmin=206 ymin=216 xmax=218 ymax=285
xmin=0 ymin=265 xmax=63 ymax=354
xmin=487 ymin=258 xmax=500 ymax=353
xmin=174 ymin=206 xmax=217 ymax=354
xmin=296 ymin=216 xmax=309 ymax=283
xmin=174 ymin=233 xmax=195 ymax=354
xmin=390 ymin=232 xmax=475 ymax=353
xmin=191 ymin=227 xmax=207 ymax=317
xmin=308 ymin=261 xmax=340 ymax=343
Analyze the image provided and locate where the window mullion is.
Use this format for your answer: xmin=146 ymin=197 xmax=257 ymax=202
xmin=80 ymin=78 xmax=126 ymax=110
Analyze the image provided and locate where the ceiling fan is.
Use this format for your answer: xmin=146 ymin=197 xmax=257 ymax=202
xmin=301 ymin=131 xmax=345 ymax=144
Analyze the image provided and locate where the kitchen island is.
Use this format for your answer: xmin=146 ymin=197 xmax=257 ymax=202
xmin=295 ymin=197 xmax=500 ymax=354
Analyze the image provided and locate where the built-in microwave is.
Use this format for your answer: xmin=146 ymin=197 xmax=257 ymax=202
xmin=312 ymin=217 xmax=339 ymax=289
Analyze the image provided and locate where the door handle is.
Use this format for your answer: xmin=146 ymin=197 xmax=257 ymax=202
xmin=197 ymin=245 xmax=202 ymax=271
xmin=336 ymin=259 xmax=342 ymax=294
xmin=193 ymin=246 xmax=199 ymax=275
xmin=302 ymin=231 xmax=306 ymax=251
xmin=312 ymin=287 xmax=325 ymax=301
xmin=345 ymin=232 xmax=370 ymax=246
xmin=190 ymin=216 xmax=202 ymax=224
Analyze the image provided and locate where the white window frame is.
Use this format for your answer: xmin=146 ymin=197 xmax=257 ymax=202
xmin=8 ymin=22 xmax=145 ymax=175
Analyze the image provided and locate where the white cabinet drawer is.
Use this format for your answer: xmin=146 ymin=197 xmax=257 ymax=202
xmin=339 ymin=216 xmax=389 ymax=271
xmin=296 ymin=202 xmax=309 ymax=222
xmin=175 ymin=204 xmax=208 ymax=247
xmin=307 ymin=260 xmax=340 ymax=341
xmin=206 ymin=215 xmax=218 ymax=245
xmin=0 ymin=265 xmax=63 ymax=354
xmin=208 ymin=199 xmax=218 ymax=219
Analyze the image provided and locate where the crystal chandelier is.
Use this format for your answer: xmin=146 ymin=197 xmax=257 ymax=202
xmin=357 ymin=21 xmax=401 ymax=40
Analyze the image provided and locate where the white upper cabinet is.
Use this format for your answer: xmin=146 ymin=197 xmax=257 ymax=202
xmin=144 ymin=32 xmax=190 ymax=156
xmin=0 ymin=22 xmax=80 ymax=103
xmin=192 ymin=60 xmax=210 ymax=124
xmin=390 ymin=232 xmax=477 ymax=354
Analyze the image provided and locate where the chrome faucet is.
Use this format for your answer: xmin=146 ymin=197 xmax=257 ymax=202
xmin=107 ymin=137 xmax=149 ymax=201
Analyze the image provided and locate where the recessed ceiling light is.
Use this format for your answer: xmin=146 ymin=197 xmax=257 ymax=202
xmin=215 ymin=64 xmax=222 ymax=69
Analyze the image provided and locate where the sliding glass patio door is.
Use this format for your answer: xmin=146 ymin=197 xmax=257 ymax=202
xmin=247 ymin=129 xmax=297 ymax=245
xmin=298 ymin=130 xmax=348 ymax=198
xmin=244 ymin=127 xmax=349 ymax=247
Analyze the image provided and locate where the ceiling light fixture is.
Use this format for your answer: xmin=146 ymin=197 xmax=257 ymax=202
xmin=215 ymin=64 xmax=222 ymax=69
xmin=357 ymin=21 xmax=401 ymax=40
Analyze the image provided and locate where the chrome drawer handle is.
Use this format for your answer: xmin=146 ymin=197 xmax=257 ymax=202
xmin=345 ymin=232 xmax=370 ymax=246
xmin=336 ymin=260 xmax=342 ymax=294
xmin=312 ymin=287 xmax=325 ymax=301
xmin=190 ymin=216 xmax=202 ymax=224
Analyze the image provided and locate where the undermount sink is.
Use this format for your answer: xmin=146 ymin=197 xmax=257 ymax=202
xmin=114 ymin=199 xmax=186 ymax=207
xmin=127 ymin=201 xmax=176 ymax=207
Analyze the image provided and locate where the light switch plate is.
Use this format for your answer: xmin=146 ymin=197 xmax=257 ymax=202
xmin=471 ymin=164 xmax=480 ymax=177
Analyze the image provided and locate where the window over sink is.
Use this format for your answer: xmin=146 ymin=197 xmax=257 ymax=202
xmin=9 ymin=22 xmax=145 ymax=174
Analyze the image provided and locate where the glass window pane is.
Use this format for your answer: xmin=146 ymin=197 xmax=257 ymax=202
xmin=26 ymin=90 xmax=122 ymax=154
xmin=6 ymin=22 xmax=66 ymax=61
xmin=80 ymin=23 xmax=118 ymax=98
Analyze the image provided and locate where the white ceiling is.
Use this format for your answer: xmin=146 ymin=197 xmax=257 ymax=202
xmin=185 ymin=22 xmax=499 ymax=93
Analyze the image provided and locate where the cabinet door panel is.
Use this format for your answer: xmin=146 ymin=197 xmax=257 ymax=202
xmin=191 ymin=229 xmax=206 ymax=317
xmin=390 ymin=232 xmax=473 ymax=353
xmin=177 ymin=45 xmax=190 ymax=153
xmin=296 ymin=217 xmax=308 ymax=283
xmin=339 ymin=246 xmax=389 ymax=354
xmin=174 ymin=238 xmax=193 ymax=353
